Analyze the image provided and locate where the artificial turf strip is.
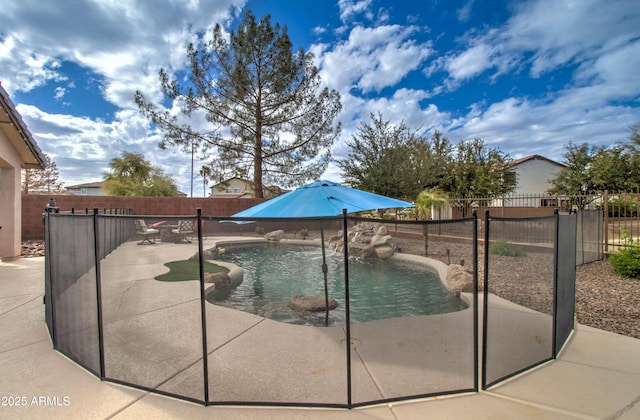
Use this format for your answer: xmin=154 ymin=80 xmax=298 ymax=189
xmin=155 ymin=260 xmax=229 ymax=282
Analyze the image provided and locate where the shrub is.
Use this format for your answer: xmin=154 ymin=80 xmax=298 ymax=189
xmin=609 ymin=228 xmax=640 ymax=279
xmin=608 ymin=197 xmax=639 ymax=217
xmin=255 ymin=226 xmax=264 ymax=235
xmin=298 ymin=228 xmax=309 ymax=239
xmin=488 ymin=238 xmax=526 ymax=257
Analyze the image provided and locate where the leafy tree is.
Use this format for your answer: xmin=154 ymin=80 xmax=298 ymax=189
xmin=547 ymin=142 xmax=600 ymax=194
xmin=338 ymin=114 xmax=516 ymax=200
xmin=450 ymin=138 xmax=516 ymax=197
xmin=549 ymin=139 xmax=640 ymax=195
xmin=135 ymin=10 xmax=342 ymax=198
xmin=420 ymin=130 xmax=455 ymax=192
xmin=337 ymin=112 xmax=436 ymax=201
xmin=22 ymin=153 xmax=64 ymax=193
xmin=590 ymin=146 xmax=640 ymax=191
xmin=103 ymin=152 xmax=179 ymax=197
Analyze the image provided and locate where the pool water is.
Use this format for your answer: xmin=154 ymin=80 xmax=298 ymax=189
xmin=207 ymin=244 xmax=467 ymax=326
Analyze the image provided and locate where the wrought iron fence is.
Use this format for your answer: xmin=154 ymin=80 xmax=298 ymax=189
xmin=450 ymin=191 xmax=637 ymax=255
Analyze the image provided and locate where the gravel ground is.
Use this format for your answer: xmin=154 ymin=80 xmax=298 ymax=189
xmin=391 ymin=236 xmax=640 ymax=340
xmin=21 ymin=237 xmax=640 ymax=339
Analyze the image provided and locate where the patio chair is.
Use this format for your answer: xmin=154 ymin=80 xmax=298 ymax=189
xmin=172 ymin=219 xmax=195 ymax=243
xmin=134 ymin=219 xmax=159 ymax=245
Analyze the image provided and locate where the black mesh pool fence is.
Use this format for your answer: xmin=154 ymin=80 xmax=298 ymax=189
xmin=44 ymin=209 xmax=577 ymax=408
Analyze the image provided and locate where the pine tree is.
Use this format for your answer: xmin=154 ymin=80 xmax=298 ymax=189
xmin=136 ymin=10 xmax=341 ymax=197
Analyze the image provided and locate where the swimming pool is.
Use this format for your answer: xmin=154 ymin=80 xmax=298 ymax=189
xmin=206 ymin=244 xmax=467 ymax=325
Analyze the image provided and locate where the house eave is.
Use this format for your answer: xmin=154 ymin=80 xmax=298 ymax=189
xmin=0 ymin=84 xmax=46 ymax=169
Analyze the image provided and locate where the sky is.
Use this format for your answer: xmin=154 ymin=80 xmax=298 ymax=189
xmin=1 ymin=0 xmax=639 ymax=196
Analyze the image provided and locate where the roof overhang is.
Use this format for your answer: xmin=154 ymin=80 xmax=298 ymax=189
xmin=0 ymin=84 xmax=46 ymax=169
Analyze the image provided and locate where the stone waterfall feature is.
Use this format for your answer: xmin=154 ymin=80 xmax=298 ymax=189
xmin=329 ymin=222 xmax=396 ymax=259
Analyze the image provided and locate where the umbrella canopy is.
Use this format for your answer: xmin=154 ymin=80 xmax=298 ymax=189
xmin=232 ymin=180 xmax=413 ymax=218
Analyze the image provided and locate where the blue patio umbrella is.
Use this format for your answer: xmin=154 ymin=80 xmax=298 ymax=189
xmin=232 ymin=180 xmax=414 ymax=218
xmin=231 ymin=180 xmax=414 ymax=325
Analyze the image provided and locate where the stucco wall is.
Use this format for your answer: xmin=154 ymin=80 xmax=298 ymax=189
xmin=514 ymin=159 xmax=563 ymax=195
xmin=0 ymin=134 xmax=22 ymax=258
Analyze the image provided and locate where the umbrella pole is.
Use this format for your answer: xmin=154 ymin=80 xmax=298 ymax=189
xmin=320 ymin=220 xmax=329 ymax=326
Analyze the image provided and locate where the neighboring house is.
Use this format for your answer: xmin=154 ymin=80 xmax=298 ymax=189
xmin=68 ymin=181 xmax=188 ymax=197
xmin=496 ymin=155 xmax=566 ymax=207
xmin=67 ymin=181 xmax=105 ymax=196
xmin=209 ymin=177 xmax=286 ymax=198
xmin=0 ymin=83 xmax=46 ymax=260
xmin=210 ymin=177 xmax=254 ymax=198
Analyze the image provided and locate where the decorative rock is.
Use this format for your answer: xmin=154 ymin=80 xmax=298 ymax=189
xmin=328 ymin=233 xmax=342 ymax=243
xmin=329 ymin=223 xmax=398 ymax=259
xmin=204 ymin=272 xmax=232 ymax=289
xmin=21 ymin=240 xmax=45 ymax=258
xmin=446 ymin=264 xmax=473 ymax=296
xmin=289 ymin=295 xmax=338 ymax=312
xmin=349 ymin=242 xmax=376 ymax=258
xmin=352 ymin=233 xmax=371 ymax=245
xmin=375 ymin=225 xmax=388 ymax=236
xmin=370 ymin=234 xmax=391 ymax=247
xmin=374 ymin=245 xmax=394 ymax=259
xmin=264 ymin=230 xmax=284 ymax=241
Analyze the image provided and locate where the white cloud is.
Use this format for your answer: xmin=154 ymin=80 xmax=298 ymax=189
xmin=440 ymin=0 xmax=640 ymax=85
xmin=456 ymin=0 xmax=475 ymax=23
xmin=53 ymin=87 xmax=66 ymax=100
xmin=0 ymin=35 xmax=66 ymax=93
xmin=315 ymin=24 xmax=433 ymax=93
xmin=0 ymin=0 xmax=245 ymax=103
xmin=448 ymin=90 xmax=640 ymax=163
xmin=444 ymin=43 xmax=493 ymax=82
xmin=338 ymin=0 xmax=374 ymax=23
xmin=15 ymin=104 xmax=208 ymax=192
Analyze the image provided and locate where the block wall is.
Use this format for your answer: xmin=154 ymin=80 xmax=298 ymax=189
xmin=22 ymin=194 xmax=265 ymax=240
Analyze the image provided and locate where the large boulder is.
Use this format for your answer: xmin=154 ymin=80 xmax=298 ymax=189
xmin=264 ymin=229 xmax=284 ymax=241
xmin=204 ymin=272 xmax=232 ymax=289
xmin=375 ymin=225 xmax=388 ymax=236
xmin=370 ymin=234 xmax=391 ymax=247
xmin=374 ymin=245 xmax=394 ymax=259
xmin=349 ymin=242 xmax=376 ymax=258
xmin=288 ymin=295 xmax=338 ymax=312
xmin=446 ymin=264 xmax=473 ymax=296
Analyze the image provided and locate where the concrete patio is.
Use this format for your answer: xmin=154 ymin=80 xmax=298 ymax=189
xmin=1 ymin=248 xmax=640 ymax=419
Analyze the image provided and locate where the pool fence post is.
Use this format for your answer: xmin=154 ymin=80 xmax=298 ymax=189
xmin=342 ymin=208 xmax=352 ymax=407
xmin=93 ymin=208 xmax=106 ymax=379
xmin=44 ymin=204 xmax=56 ymax=347
xmin=196 ymin=208 xmax=210 ymax=403
xmin=552 ymin=208 xmax=559 ymax=357
xmin=473 ymin=210 xmax=479 ymax=392
xmin=481 ymin=209 xmax=490 ymax=389
xmin=320 ymin=219 xmax=329 ymax=326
